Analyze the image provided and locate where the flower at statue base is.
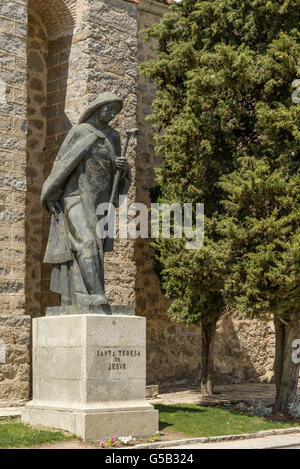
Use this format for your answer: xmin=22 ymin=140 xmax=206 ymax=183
xmin=99 ymin=437 xmax=121 ymax=448
xmin=118 ymin=435 xmax=136 ymax=445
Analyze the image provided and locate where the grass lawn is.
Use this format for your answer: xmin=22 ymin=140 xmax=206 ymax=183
xmin=0 ymin=405 xmax=299 ymax=448
xmin=0 ymin=418 xmax=72 ymax=449
xmin=155 ymin=404 xmax=299 ymax=438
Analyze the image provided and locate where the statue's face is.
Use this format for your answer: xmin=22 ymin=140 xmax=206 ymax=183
xmin=94 ymin=103 xmax=120 ymax=124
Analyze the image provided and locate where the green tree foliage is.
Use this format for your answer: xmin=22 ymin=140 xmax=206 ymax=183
xmin=140 ymin=0 xmax=299 ymax=398
xmin=217 ymin=15 xmax=300 ymax=411
xmin=219 ymin=158 xmax=300 ymax=321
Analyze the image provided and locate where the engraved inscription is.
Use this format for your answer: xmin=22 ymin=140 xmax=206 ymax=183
xmin=96 ymin=348 xmax=142 ymax=371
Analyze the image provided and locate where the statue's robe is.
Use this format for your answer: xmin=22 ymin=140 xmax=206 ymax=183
xmin=41 ymin=122 xmax=131 ymax=303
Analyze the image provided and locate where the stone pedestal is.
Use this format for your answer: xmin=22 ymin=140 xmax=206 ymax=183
xmin=22 ymin=312 xmax=158 ymax=440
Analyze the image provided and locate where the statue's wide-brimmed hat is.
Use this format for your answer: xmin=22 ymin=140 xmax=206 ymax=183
xmin=78 ymin=92 xmax=123 ymax=124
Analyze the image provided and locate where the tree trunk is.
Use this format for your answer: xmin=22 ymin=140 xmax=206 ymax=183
xmin=200 ymin=319 xmax=217 ymax=396
xmin=274 ymin=317 xmax=285 ymax=400
xmin=274 ymin=318 xmax=300 ymax=414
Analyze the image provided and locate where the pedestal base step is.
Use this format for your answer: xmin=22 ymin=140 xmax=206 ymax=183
xmin=22 ymin=405 xmax=158 ymax=441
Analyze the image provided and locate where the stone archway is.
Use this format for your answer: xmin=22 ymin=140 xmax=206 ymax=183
xmin=26 ymin=0 xmax=77 ymax=316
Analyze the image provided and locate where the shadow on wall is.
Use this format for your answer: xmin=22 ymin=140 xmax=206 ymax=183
xmin=26 ymin=0 xmax=75 ymax=318
xmin=144 ymin=307 xmax=274 ymax=391
xmin=214 ymin=312 xmax=275 ymax=385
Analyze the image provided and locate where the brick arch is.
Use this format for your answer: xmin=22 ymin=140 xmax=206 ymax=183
xmin=28 ymin=0 xmax=77 ymax=39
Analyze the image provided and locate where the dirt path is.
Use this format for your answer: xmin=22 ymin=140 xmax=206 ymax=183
xmin=17 ymin=439 xmax=99 ymax=450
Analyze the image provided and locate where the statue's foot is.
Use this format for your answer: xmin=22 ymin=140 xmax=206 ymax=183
xmin=75 ymin=292 xmax=109 ymax=306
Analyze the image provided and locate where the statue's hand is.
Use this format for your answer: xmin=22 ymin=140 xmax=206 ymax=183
xmin=47 ymin=201 xmax=62 ymax=222
xmin=115 ymin=157 xmax=130 ymax=179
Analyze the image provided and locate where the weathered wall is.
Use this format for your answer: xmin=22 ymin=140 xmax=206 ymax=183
xmin=0 ymin=0 xmax=31 ymax=406
xmin=214 ymin=312 xmax=275 ymax=384
xmin=41 ymin=29 xmax=76 ymax=311
xmin=26 ymin=9 xmax=48 ymax=318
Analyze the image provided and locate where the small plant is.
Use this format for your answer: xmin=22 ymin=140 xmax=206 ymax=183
xmin=99 ymin=437 xmax=120 ymax=448
xmin=249 ymin=400 xmax=272 ymax=418
xmin=288 ymin=397 xmax=300 ymax=419
xmin=148 ymin=431 xmax=163 ymax=442
xmin=99 ymin=435 xmax=136 ymax=447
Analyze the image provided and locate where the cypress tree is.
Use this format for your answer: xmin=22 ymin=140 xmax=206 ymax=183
xmin=218 ymin=34 xmax=300 ymax=412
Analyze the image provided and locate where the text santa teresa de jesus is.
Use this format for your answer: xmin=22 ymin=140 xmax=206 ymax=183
xmin=96 ymin=348 xmax=142 ymax=370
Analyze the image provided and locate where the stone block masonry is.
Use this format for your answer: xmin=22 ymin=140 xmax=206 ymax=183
xmin=26 ymin=9 xmax=48 ymax=319
xmin=0 ymin=0 xmax=31 ymax=406
xmin=0 ymin=0 xmax=27 ymax=316
xmin=0 ymin=315 xmax=31 ymax=406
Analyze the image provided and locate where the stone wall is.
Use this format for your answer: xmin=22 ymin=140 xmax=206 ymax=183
xmin=26 ymin=9 xmax=48 ymax=318
xmin=41 ymin=32 xmax=75 ymax=311
xmin=0 ymin=0 xmax=30 ymax=406
xmin=214 ymin=312 xmax=275 ymax=384
xmin=0 ymin=315 xmax=31 ymax=406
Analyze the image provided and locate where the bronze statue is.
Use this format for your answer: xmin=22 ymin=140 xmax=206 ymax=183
xmin=41 ymin=92 xmax=132 ymax=306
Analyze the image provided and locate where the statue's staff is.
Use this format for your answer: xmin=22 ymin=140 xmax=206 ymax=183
xmin=109 ymin=127 xmax=139 ymax=209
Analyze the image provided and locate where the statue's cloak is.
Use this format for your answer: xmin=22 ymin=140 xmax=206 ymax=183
xmin=41 ymin=122 xmax=131 ymax=264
